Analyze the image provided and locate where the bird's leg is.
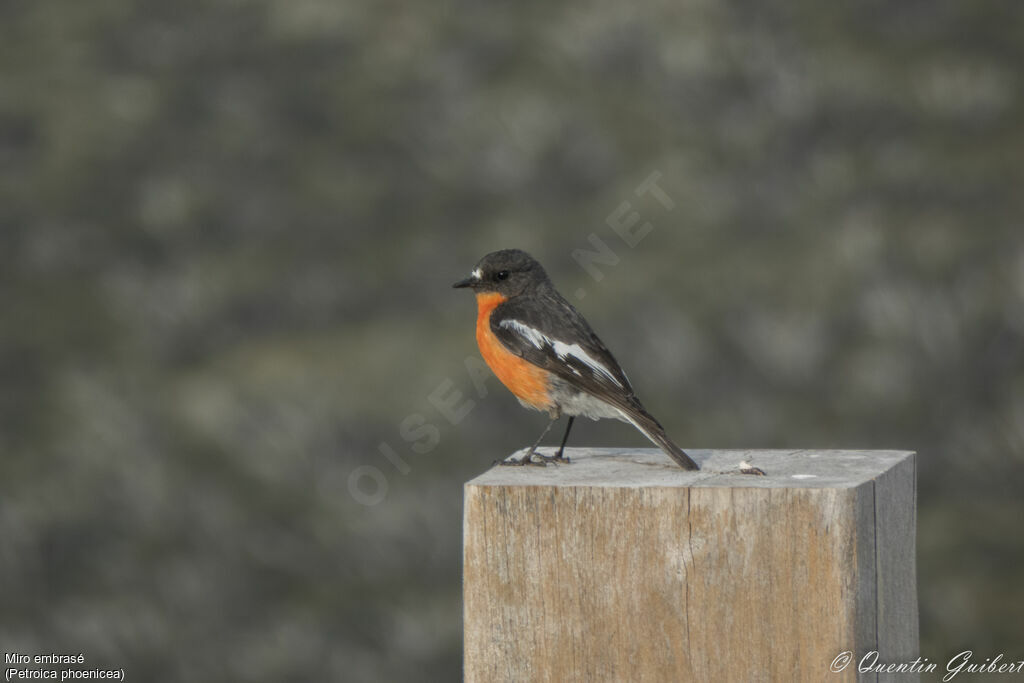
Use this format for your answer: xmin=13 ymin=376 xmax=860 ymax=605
xmin=538 ymin=416 xmax=574 ymax=464
xmin=501 ymin=418 xmax=555 ymax=466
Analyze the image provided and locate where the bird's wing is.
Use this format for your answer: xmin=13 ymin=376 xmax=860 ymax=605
xmin=490 ymin=292 xmax=638 ymax=405
xmin=491 ymin=292 xmax=699 ymax=470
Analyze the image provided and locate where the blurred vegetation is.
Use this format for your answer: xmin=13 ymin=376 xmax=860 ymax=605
xmin=1 ymin=0 xmax=1022 ymax=680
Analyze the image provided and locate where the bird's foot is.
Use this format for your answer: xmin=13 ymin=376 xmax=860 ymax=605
xmin=536 ymin=450 xmax=571 ymax=465
xmin=738 ymin=461 xmax=766 ymax=476
xmin=497 ymin=450 xmax=546 ymax=467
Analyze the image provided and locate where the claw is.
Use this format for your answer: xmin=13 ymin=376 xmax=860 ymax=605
xmin=497 ymin=451 xmax=546 ymax=467
xmin=738 ymin=460 xmax=766 ymax=476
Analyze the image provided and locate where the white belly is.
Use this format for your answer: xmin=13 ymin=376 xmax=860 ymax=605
xmin=545 ymin=378 xmax=627 ymax=421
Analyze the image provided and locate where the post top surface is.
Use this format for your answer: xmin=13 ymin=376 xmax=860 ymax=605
xmin=465 ymin=448 xmax=915 ymax=489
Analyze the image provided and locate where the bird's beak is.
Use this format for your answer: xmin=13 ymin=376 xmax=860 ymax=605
xmin=452 ymin=275 xmax=477 ymax=288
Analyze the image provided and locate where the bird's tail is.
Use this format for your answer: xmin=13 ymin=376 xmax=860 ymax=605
xmin=620 ymin=404 xmax=699 ymax=470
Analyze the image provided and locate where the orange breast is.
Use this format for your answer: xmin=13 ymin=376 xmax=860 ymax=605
xmin=475 ymin=292 xmax=553 ymax=412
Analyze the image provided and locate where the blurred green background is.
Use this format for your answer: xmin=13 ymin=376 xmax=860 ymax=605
xmin=2 ymin=1 xmax=1022 ymax=680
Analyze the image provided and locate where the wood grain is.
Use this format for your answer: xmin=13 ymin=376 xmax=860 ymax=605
xmin=463 ymin=449 xmax=918 ymax=683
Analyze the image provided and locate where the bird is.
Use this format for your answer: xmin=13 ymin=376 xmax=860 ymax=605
xmin=453 ymin=249 xmax=699 ymax=469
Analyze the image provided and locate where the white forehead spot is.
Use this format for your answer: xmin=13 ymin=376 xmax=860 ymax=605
xmin=471 ymin=268 xmax=482 ymax=280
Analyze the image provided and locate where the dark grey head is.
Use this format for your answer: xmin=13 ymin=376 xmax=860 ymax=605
xmin=452 ymin=249 xmax=550 ymax=298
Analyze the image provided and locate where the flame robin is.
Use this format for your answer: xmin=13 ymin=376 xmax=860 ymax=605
xmin=454 ymin=249 xmax=699 ymax=469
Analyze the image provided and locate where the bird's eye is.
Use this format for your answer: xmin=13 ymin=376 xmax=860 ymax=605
xmin=495 ymin=270 xmax=510 ymax=281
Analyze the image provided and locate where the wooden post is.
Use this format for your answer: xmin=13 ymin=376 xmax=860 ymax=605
xmin=463 ymin=449 xmax=918 ymax=682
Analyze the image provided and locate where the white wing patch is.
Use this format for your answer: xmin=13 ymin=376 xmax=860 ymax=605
xmin=501 ymin=319 xmax=546 ymax=349
xmin=499 ymin=319 xmax=623 ymax=387
xmin=552 ymin=340 xmax=621 ymax=385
